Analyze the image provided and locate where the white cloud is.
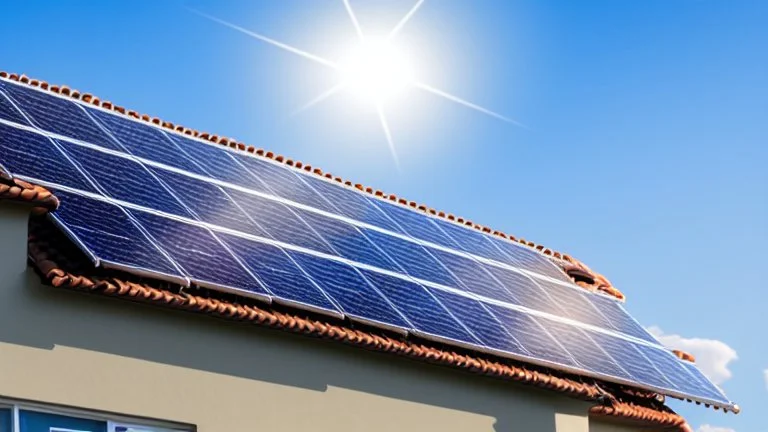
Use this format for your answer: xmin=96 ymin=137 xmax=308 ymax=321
xmin=696 ymin=425 xmax=735 ymax=432
xmin=764 ymin=369 xmax=768 ymax=390
xmin=647 ymin=326 xmax=737 ymax=385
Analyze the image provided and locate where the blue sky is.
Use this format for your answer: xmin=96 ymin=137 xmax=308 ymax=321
xmin=1 ymin=0 xmax=765 ymax=430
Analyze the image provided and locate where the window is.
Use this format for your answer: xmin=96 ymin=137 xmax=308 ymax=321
xmin=0 ymin=400 xmax=191 ymax=432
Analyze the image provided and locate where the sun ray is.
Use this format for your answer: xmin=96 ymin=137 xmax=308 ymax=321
xmin=342 ymin=0 xmax=365 ymax=41
xmin=188 ymin=8 xmax=340 ymax=70
xmin=292 ymin=83 xmax=346 ymax=116
xmin=413 ymin=82 xmax=527 ymax=128
xmin=375 ymin=104 xmax=400 ymax=168
xmin=388 ymin=0 xmax=426 ymax=40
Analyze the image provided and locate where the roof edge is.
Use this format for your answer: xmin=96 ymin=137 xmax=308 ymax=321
xmin=0 ymin=70 xmax=624 ymax=301
xmin=0 ymin=176 xmax=59 ymax=213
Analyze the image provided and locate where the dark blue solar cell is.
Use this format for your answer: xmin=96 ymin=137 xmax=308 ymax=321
xmin=289 ymin=252 xmax=409 ymax=329
xmin=482 ymin=265 xmax=566 ymax=316
xmin=2 ymin=83 xmax=123 ymax=151
xmin=637 ymin=344 xmax=724 ymax=401
xmin=539 ymin=317 xmax=632 ymax=381
xmin=428 ymin=249 xmax=515 ymax=303
xmin=167 ymin=134 xmax=270 ymax=193
xmin=536 ymin=279 xmax=615 ymax=329
xmin=49 ymin=190 xmax=181 ymax=278
xmin=431 ymin=218 xmax=512 ymax=264
xmin=296 ymin=210 xmax=401 ymax=272
xmin=233 ymin=154 xmax=336 ymax=212
xmin=360 ymin=269 xmax=478 ymax=345
xmin=59 ymin=141 xmax=190 ymax=217
xmin=299 ymin=175 xmax=404 ymax=233
xmin=681 ymin=362 xmax=729 ymax=403
xmin=428 ymin=288 xmax=528 ymax=356
xmin=373 ymin=200 xmax=460 ymax=249
xmin=485 ymin=303 xmax=577 ymax=368
xmin=0 ymin=123 xmax=95 ymax=192
xmin=131 ymin=210 xmax=267 ymax=296
xmin=588 ymin=332 xmax=676 ymax=391
xmin=150 ymin=168 xmax=266 ymax=237
xmin=362 ymin=229 xmax=460 ymax=287
xmin=226 ymin=189 xmax=335 ymax=255
xmin=488 ymin=236 xmax=571 ymax=282
xmin=0 ymin=84 xmax=30 ymax=125
xmin=219 ymin=233 xmax=339 ymax=313
xmin=89 ymin=109 xmax=207 ymax=175
xmin=589 ymin=294 xmax=658 ymax=342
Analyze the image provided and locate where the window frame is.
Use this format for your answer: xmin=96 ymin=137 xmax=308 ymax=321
xmin=0 ymin=398 xmax=193 ymax=432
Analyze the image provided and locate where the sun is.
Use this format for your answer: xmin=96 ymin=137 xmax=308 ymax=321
xmin=339 ymin=37 xmax=415 ymax=105
xmin=190 ymin=1 xmax=520 ymax=167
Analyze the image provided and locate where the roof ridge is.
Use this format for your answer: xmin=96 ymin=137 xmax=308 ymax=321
xmin=0 ymin=70 xmax=624 ymax=301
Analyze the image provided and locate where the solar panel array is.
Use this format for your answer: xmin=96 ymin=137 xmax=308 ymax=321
xmin=0 ymin=78 xmax=734 ymax=410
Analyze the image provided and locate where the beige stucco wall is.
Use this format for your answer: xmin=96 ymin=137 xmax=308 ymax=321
xmin=0 ymin=203 xmax=643 ymax=432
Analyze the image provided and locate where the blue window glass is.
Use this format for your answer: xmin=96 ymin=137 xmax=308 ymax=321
xmin=360 ymin=269 xmax=478 ymax=345
xmin=19 ymin=410 xmax=107 ymax=432
xmin=220 ymin=233 xmax=340 ymax=314
xmin=131 ymin=210 xmax=266 ymax=297
xmin=88 ymin=109 xmax=207 ymax=175
xmin=0 ymin=123 xmax=95 ymax=192
xmin=50 ymin=189 xmax=181 ymax=278
xmin=59 ymin=141 xmax=190 ymax=217
xmin=0 ymin=408 xmax=11 ymax=432
xmin=3 ymin=83 xmax=121 ymax=152
xmin=289 ymin=252 xmax=409 ymax=329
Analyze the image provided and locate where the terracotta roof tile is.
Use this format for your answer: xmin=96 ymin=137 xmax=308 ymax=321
xmin=23 ymin=215 xmax=698 ymax=429
xmin=0 ymin=70 xmax=623 ymax=301
xmin=0 ymin=176 xmax=59 ymax=214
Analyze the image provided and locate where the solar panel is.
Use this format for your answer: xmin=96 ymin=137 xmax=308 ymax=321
xmin=0 ymin=78 xmax=735 ymax=410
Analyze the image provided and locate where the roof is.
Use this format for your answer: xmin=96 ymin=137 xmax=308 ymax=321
xmin=0 ymin=70 xmax=625 ymax=302
xmin=0 ymin=70 xmax=736 ymax=430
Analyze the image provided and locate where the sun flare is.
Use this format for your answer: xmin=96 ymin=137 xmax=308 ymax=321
xmin=339 ymin=38 xmax=415 ymax=105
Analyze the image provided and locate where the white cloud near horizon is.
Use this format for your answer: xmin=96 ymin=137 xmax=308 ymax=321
xmin=697 ymin=425 xmax=735 ymax=432
xmin=647 ymin=326 xmax=737 ymax=385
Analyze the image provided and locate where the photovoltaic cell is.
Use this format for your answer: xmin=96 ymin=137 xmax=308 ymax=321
xmin=59 ymin=141 xmax=191 ymax=217
xmin=428 ymin=288 xmax=528 ymax=356
xmin=150 ymin=168 xmax=267 ymax=237
xmin=89 ymin=108 xmax=208 ymax=176
xmin=373 ymin=200 xmax=460 ymax=249
xmin=49 ymin=190 xmax=180 ymax=278
xmin=296 ymin=209 xmax=401 ymax=272
xmin=227 ymin=189 xmax=335 ymax=255
xmin=482 ymin=265 xmax=566 ymax=316
xmin=681 ymin=361 xmax=729 ymax=402
xmin=234 ymin=154 xmax=337 ymax=213
xmin=299 ymin=174 xmax=405 ymax=233
xmin=2 ymin=83 xmax=123 ymax=152
xmin=428 ymin=249 xmax=515 ymax=303
xmin=131 ymin=210 xmax=267 ymax=297
xmin=432 ymin=218 xmax=512 ymax=264
xmin=536 ymin=279 xmax=616 ymax=330
xmin=487 ymin=235 xmax=572 ymax=282
xmin=0 ymin=123 xmax=95 ymax=192
xmin=0 ymin=85 xmax=30 ymax=125
xmin=637 ymin=344 xmax=722 ymax=401
xmin=588 ymin=331 xmax=676 ymax=391
xmin=362 ymin=229 xmax=461 ymax=288
xmin=219 ymin=233 xmax=340 ymax=313
xmin=288 ymin=252 xmax=409 ymax=329
xmin=167 ymin=134 xmax=270 ymax=193
xmin=485 ymin=303 xmax=578 ymax=368
xmin=361 ymin=269 xmax=478 ymax=345
xmin=588 ymin=294 xmax=657 ymax=343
